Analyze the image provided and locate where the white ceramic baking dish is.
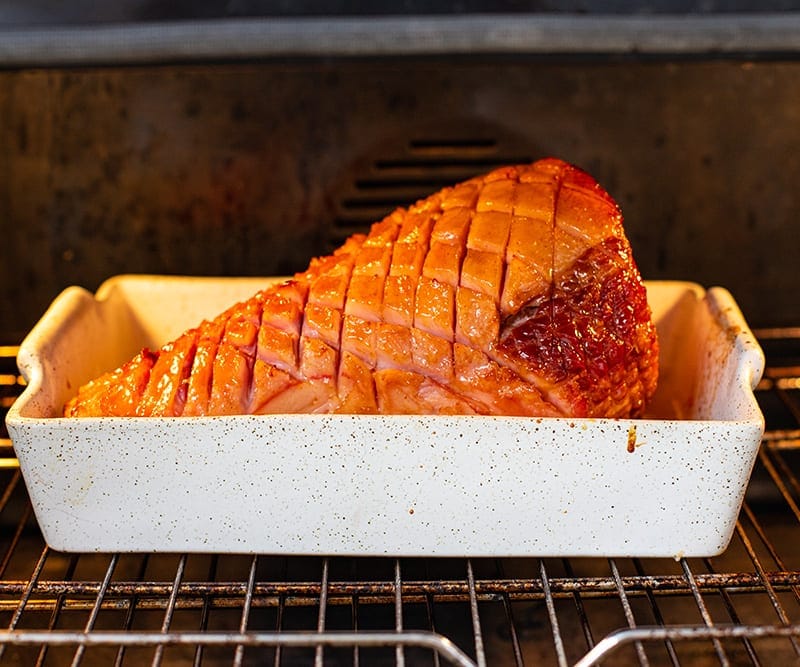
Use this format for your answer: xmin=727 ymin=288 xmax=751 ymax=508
xmin=6 ymin=276 xmax=765 ymax=557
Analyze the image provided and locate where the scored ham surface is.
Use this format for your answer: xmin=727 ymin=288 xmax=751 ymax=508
xmin=64 ymin=158 xmax=659 ymax=419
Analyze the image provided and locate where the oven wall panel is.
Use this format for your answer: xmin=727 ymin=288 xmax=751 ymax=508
xmin=1 ymin=58 xmax=798 ymax=340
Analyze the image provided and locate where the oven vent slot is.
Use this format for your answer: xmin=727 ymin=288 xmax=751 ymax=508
xmin=328 ymin=135 xmax=532 ymax=250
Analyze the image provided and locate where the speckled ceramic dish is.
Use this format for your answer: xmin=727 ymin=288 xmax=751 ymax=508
xmin=6 ymin=276 xmax=765 ymax=557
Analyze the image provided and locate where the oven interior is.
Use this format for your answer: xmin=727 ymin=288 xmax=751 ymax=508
xmin=1 ymin=6 xmax=800 ymax=665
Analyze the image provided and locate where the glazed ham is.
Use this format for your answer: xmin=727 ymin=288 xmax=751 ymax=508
xmin=64 ymin=158 xmax=658 ymax=419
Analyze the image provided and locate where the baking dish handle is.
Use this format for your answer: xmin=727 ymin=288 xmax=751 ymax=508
xmin=705 ymin=286 xmax=766 ymax=422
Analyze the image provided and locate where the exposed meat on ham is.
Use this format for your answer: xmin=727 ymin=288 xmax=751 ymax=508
xmin=64 ymin=158 xmax=659 ymax=419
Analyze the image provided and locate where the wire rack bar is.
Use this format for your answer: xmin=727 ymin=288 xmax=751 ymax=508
xmin=563 ymin=558 xmax=597 ymax=661
xmin=424 ymin=568 xmax=442 ymax=667
xmin=540 ymin=559 xmax=569 ymax=667
xmin=735 ymin=511 xmax=800 ymax=656
xmin=151 ymin=555 xmax=187 ymax=666
xmin=0 ymin=629 xmax=478 ymax=665
xmin=465 ymin=560 xmax=487 ymax=667
xmin=496 ymin=560 xmax=525 ymax=667
xmin=38 ymin=554 xmax=80 ymax=667
xmin=315 ymin=557 xmax=330 ymax=666
xmin=573 ymin=624 xmax=800 ymax=667
xmin=0 ymin=546 xmax=48 ymax=662
xmin=612 ymin=558 xmax=650 ymax=665
xmin=6 ymin=571 xmax=800 ymax=607
xmin=394 ymin=559 xmax=406 ymax=667
xmin=698 ymin=555 xmax=760 ymax=666
xmin=633 ymin=558 xmax=681 ymax=665
xmin=273 ymin=561 xmax=287 ymax=666
xmin=72 ymin=554 xmax=118 ymax=667
xmin=680 ymin=558 xmax=729 ymax=665
xmin=232 ymin=555 xmax=258 ymax=667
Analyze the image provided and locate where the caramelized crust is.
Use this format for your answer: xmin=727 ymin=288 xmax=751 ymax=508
xmin=64 ymin=158 xmax=658 ymax=419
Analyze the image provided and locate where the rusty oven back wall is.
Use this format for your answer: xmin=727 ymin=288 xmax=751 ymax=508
xmin=1 ymin=58 xmax=798 ymax=340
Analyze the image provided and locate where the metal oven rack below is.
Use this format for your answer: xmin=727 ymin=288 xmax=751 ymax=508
xmin=1 ymin=330 xmax=800 ymax=666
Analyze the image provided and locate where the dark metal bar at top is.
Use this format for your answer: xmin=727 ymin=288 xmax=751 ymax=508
xmin=2 ymin=13 xmax=800 ymax=66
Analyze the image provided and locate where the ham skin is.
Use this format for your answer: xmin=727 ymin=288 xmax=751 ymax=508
xmin=64 ymin=158 xmax=659 ymax=419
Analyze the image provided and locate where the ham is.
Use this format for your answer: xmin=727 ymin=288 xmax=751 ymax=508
xmin=64 ymin=158 xmax=659 ymax=419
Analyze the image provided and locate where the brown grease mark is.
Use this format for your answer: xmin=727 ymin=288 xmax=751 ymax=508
xmin=627 ymin=425 xmax=637 ymax=453
xmin=726 ymin=323 xmax=742 ymax=345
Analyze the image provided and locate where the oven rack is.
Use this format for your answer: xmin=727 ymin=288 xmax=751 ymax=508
xmin=1 ymin=330 xmax=799 ymax=666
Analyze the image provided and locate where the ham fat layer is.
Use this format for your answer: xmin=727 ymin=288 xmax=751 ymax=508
xmin=64 ymin=158 xmax=659 ymax=419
